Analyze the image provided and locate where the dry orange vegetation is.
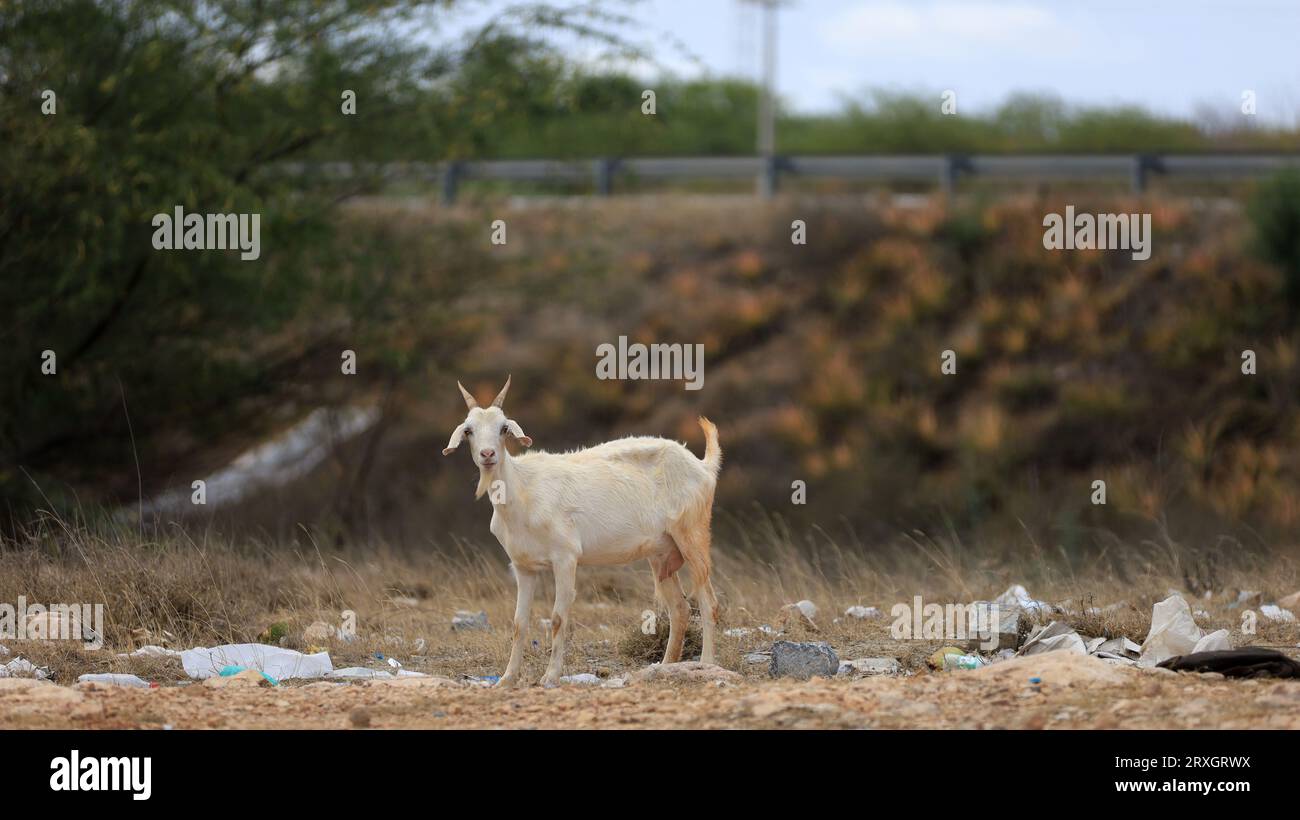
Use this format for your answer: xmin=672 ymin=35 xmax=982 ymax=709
xmin=173 ymin=194 xmax=1300 ymax=564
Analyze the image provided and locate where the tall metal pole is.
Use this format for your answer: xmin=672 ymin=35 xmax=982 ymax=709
xmin=755 ymin=0 xmax=778 ymax=197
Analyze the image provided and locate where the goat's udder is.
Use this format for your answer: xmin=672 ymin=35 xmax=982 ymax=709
xmin=657 ymin=542 xmax=685 ymax=581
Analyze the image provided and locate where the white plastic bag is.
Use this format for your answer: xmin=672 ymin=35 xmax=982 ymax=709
xmin=1139 ymin=595 xmax=1203 ymax=667
xmin=181 ymin=643 xmax=332 ymax=680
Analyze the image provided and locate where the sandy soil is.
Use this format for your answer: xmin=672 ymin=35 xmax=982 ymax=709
xmin=3 ymin=653 xmax=1298 ymax=730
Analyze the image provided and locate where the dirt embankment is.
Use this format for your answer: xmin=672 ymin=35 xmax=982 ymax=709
xmin=4 ymin=653 xmax=1298 ymax=730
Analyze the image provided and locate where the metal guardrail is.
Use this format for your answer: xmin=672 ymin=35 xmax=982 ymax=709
xmin=288 ymin=154 xmax=1300 ymax=202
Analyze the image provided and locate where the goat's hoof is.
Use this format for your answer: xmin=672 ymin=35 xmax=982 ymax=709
xmin=540 ymin=674 xmax=561 ymax=689
xmin=495 ymin=675 xmax=519 ymax=689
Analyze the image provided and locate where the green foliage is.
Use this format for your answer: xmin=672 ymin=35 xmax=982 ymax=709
xmin=0 ymin=0 xmax=616 ymax=519
xmin=1248 ymin=170 xmax=1300 ymax=322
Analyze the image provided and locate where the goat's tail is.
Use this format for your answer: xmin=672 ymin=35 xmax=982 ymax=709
xmin=698 ymin=417 xmax=722 ymax=478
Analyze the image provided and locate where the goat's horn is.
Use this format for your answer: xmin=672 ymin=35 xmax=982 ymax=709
xmin=457 ymin=381 xmax=478 ymax=409
xmin=491 ymin=374 xmax=512 ymax=408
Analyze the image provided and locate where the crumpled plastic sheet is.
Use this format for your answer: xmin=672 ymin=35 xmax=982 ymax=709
xmin=1193 ymin=628 xmax=1232 ymax=653
xmin=0 ymin=657 xmax=49 ymax=679
xmin=995 ymin=584 xmax=1053 ymax=615
xmin=78 ymin=673 xmax=151 ymax=688
xmin=1140 ymin=594 xmax=1206 ymax=667
xmin=1018 ymin=620 xmax=1087 ymax=656
xmin=325 ymin=666 xmax=427 ymax=680
xmin=181 ymin=643 xmax=333 ymax=681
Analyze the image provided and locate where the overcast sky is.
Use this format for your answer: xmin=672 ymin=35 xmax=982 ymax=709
xmin=440 ymin=0 xmax=1300 ymax=125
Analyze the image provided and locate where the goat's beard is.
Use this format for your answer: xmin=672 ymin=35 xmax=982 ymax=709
xmin=474 ymin=462 xmax=497 ymax=500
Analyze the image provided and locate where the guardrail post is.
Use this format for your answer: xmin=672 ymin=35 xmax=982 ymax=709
xmin=440 ymin=161 xmax=463 ymax=205
xmin=943 ymin=155 xmax=971 ymax=195
xmin=758 ymin=155 xmax=780 ymax=198
xmin=1131 ymin=154 xmax=1156 ymax=194
xmin=594 ymin=158 xmax=618 ymax=196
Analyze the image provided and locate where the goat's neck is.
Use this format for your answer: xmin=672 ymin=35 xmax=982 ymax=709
xmin=477 ymin=453 xmax=526 ymax=509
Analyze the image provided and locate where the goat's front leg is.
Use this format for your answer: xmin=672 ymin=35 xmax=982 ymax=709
xmin=497 ymin=565 xmax=536 ymax=688
xmin=540 ymin=554 xmax=578 ymax=688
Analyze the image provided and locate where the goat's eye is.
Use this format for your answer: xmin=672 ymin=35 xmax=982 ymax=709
xmin=464 ymin=427 xmax=472 ymax=436
xmin=501 ymin=425 xmax=509 ymax=435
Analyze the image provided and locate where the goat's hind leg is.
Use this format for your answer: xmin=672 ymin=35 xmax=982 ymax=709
xmin=670 ymin=520 xmax=719 ymax=666
xmin=649 ymin=547 xmax=690 ymax=664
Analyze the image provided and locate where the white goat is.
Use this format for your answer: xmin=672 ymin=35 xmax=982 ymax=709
xmin=443 ymin=376 xmax=722 ymax=687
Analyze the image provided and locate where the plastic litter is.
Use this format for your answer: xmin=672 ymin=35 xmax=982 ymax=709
xmin=328 ymin=667 xmax=393 ymax=680
xmin=1157 ymin=648 xmax=1300 ymax=678
xmin=0 ymin=657 xmax=48 ymax=679
xmin=778 ymin=600 xmax=820 ymax=630
xmin=78 ymin=673 xmax=151 ymax=688
xmin=559 ymin=673 xmax=601 ymax=685
xmin=1193 ymin=629 xmax=1232 ymax=653
xmin=181 ymin=643 xmax=332 ymax=680
xmin=844 ymin=605 xmax=882 ymax=619
xmin=995 ymin=584 xmax=1053 ymax=615
xmin=1260 ymin=604 xmax=1296 ymax=623
xmin=1139 ymin=594 xmax=1204 ymax=667
xmin=837 ymin=657 xmax=902 ymax=676
xmin=942 ymin=653 xmax=986 ymax=670
xmin=1018 ymin=621 xmax=1087 ymax=656
xmin=220 ymin=665 xmax=280 ymax=686
xmin=928 ymin=646 xmax=964 ymax=668
xmin=116 ymin=645 xmax=181 ymax=660
xmin=1088 ymin=636 xmax=1142 ymax=664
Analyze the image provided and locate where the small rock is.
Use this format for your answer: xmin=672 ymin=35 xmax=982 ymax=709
xmin=303 ymin=621 xmax=334 ymax=644
xmin=769 ymin=641 xmax=839 ymax=680
xmin=366 ymin=675 xmax=463 ymax=688
xmin=349 ymin=708 xmax=372 ymax=728
xmin=966 ymin=601 xmax=1025 ymax=651
xmin=743 ymin=651 xmax=771 ymax=666
xmin=205 ymin=669 xmax=272 ymax=688
xmin=452 ymin=610 xmax=489 ymax=631
xmin=629 ymin=662 xmax=742 ymax=685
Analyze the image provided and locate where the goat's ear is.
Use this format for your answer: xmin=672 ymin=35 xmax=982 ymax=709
xmin=442 ymin=424 xmax=466 ymax=455
xmin=505 ymin=419 xmax=532 ymax=448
